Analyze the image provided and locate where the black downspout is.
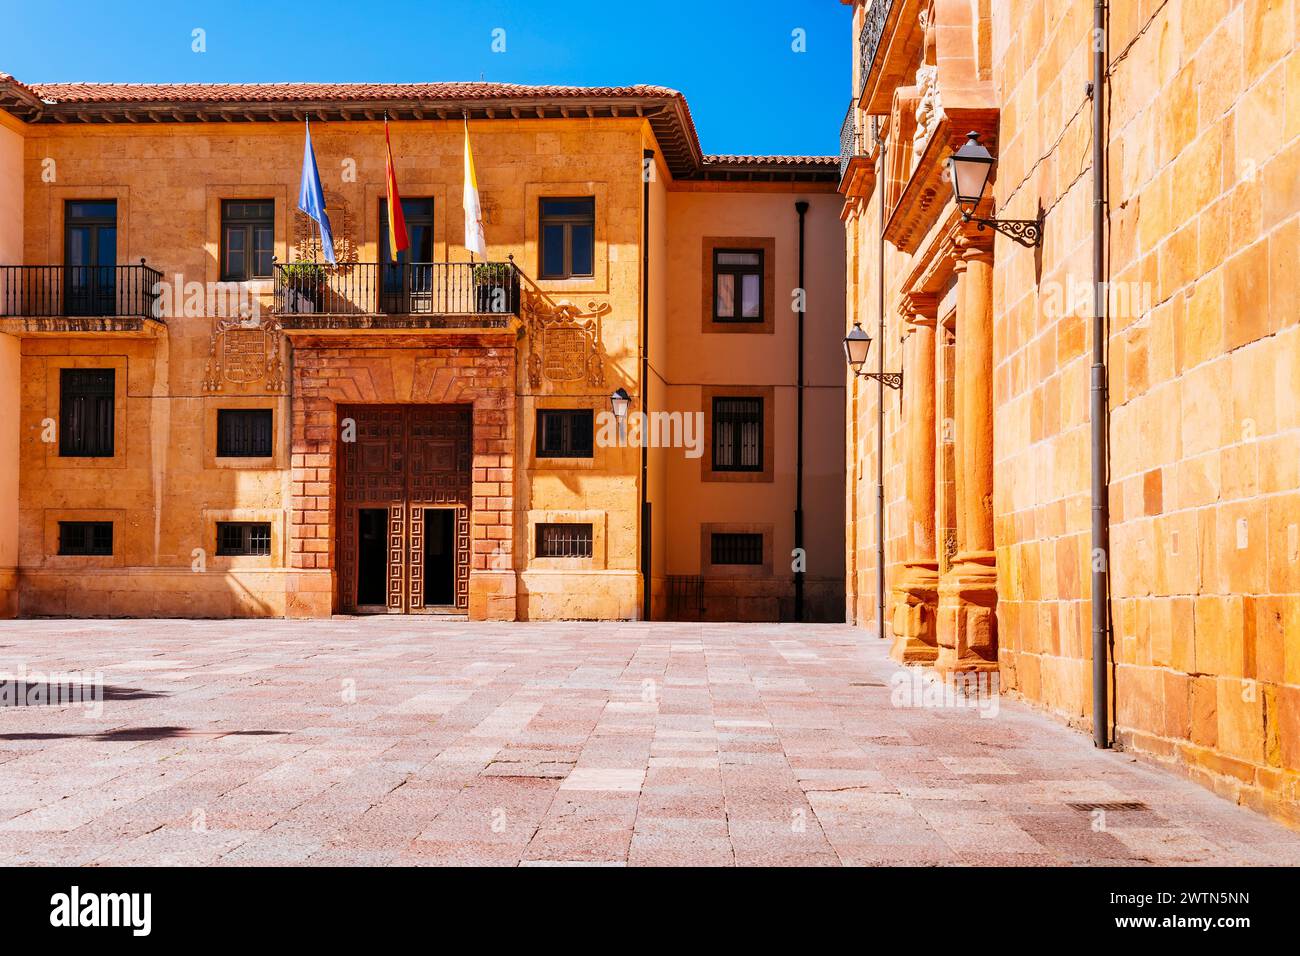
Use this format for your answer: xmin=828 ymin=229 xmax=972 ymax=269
xmin=641 ymin=148 xmax=654 ymax=621
xmin=794 ymin=200 xmax=809 ymax=622
xmin=1090 ymin=0 xmax=1111 ymax=748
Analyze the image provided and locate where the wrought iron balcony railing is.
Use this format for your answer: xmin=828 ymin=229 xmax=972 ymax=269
xmin=0 ymin=262 xmax=163 ymax=320
xmin=839 ymin=103 xmax=875 ymax=199
xmin=272 ymin=260 xmax=522 ymax=323
xmin=859 ymin=0 xmax=895 ymax=99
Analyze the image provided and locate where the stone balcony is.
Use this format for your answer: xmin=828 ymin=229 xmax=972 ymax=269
xmin=0 ymin=262 xmax=165 ymax=336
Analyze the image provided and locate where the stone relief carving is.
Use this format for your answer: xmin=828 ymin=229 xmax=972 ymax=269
xmin=202 ymin=315 xmax=286 ymax=393
xmin=520 ymin=289 xmax=608 ymax=391
xmin=291 ymin=193 xmax=358 ymax=265
xmin=912 ymin=5 xmax=942 ymax=162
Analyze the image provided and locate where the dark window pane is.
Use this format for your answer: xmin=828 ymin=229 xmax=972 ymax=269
xmin=537 ymin=409 xmax=594 ymax=458
xmin=710 ymin=532 xmax=763 ymax=566
xmin=216 ymin=409 xmax=273 ymax=457
xmin=221 ymin=199 xmax=274 ymax=281
xmin=712 ymin=397 xmax=763 ymax=472
xmin=536 ymin=523 xmax=593 ymax=558
xmin=541 ymin=224 xmax=566 ymax=278
xmin=59 ymin=368 xmax=115 ymax=457
xmin=216 ymin=522 xmax=272 ymax=556
xmin=570 ymin=224 xmax=594 ymax=276
xmin=58 ymin=521 xmax=113 ymax=556
xmin=541 ymin=198 xmax=594 ymax=218
xmin=539 ymin=197 xmax=595 ymax=279
xmin=67 ymin=201 xmax=118 ymax=220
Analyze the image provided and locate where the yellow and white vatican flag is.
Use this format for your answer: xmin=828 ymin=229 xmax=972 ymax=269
xmin=463 ymin=118 xmax=487 ymax=259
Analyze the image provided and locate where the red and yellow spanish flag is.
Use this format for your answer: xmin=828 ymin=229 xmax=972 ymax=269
xmin=384 ymin=117 xmax=408 ymax=260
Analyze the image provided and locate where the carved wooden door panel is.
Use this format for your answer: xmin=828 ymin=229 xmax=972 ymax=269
xmin=338 ymin=404 xmax=471 ymax=613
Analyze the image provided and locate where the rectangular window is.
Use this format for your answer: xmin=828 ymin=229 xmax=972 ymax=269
xmin=216 ymin=409 xmax=274 ymax=458
xmin=536 ymin=523 xmax=594 ymax=559
xmin=539 ymin=197 xmax=595 ymax=279
xmin=216 ymin=522 xmax=272 ymax=557
xmin=58 ymin=521 xmax=113 ymax=556
xmin=220 ymin=199 xmax=274 ymax=281
xmin=536 ymin=409 xmax=594 ymax=459
xmin=710 ymin=532 xmax=764 ymax=566
xmin=711 ymin=397 xmax=763 ymax=472
xmin=59 ymin=368 xmax=115 ymax=457
xmin=713 ymin=249 xmax=764 ymax=322
xmin=380 ymin=198 xmax=436 ymax=314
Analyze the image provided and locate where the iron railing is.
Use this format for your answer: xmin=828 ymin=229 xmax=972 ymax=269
xmin=0 ymin=262 xmax=163 ymax=318
xmin=859 ymin=0 xmax=894 ymax=98
xmin=273 ymin=260 xmax=522 ymax=317
xmin=840 ymin=102 xmax=867 ymax=183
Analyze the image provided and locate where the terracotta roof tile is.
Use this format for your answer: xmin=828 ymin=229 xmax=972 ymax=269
xmin=24 ymin=81 xmax=685 ymax=105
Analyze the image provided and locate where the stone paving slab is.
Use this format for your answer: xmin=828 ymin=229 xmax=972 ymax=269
xmin=0 ymin=618 xmax=1296 ymax=867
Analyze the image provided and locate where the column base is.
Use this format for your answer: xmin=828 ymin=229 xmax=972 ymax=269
xmin=890 ymin=561 xmax=939 ymax=664
xmin=936 ymin=550 xmax=998 ymax=677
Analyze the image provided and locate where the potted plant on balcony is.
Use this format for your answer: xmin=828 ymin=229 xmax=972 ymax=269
xmin=282 ymin=261 xmax=328 ymax=313
xmin=472 ymin=261 xmax=517 ymax=314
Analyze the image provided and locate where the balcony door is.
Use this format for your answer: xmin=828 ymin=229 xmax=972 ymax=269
xmin=379 ymin=198 xmax=434 ymax=314
xmin=64 ymin=201 xmax=117 ymax=316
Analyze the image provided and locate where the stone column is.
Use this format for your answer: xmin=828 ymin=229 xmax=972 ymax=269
xmin=890 ymin=293 xmax=939 ymax=663
xmin=937 ymin=235 xmax=998 ymax=675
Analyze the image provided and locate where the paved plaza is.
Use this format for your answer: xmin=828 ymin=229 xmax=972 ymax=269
xmin=0 ymin=619 xmax=1295 ymax=866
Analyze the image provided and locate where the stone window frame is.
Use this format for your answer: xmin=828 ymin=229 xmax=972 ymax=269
xmin=44 ymin=355 xmax=128 ymax=472
xmin=202 ymin=508 xmax=283 ymax=570
xmin=203 ymin=396 xmax=288 ymax=471
xmin=203 ymin=186 xmax=290 ymax=297
xmin=524 ymin=182 xmax=609 ymax=295
xmin=700 ymin=385 xmax=775 ymax=484
xmin=699 ymin=522 xmax=774 ymax=579
xmin=526 ymin=509 xmax=607 ymax=571
xmin=363 ymin=182 xmax=449 ymax=264
xmin=701 ymin=237 xmax=776 ymax=335
xmin=41 ymin=508 xmax=127 ymax=569
xmin=526 ymin=395 xmax=608 ymax=473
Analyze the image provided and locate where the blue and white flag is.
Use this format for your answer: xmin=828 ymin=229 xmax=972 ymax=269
xmin=297 ymin=118 xmax=336 ymax=265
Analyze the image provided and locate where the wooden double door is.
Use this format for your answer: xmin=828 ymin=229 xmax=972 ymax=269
xmin=338 ymin=404 xmax=471 ymax=613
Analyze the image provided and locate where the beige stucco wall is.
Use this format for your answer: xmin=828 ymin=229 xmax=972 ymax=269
xmin=663 ymin=186 xmax=846 ymax=620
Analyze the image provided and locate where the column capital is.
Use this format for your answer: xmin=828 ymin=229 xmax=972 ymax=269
xmin=899 ymin=291 xmax=939 ymax=329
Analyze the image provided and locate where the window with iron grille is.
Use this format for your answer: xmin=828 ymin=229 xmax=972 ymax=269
xmin=710 ymin=532 xmax=764 ymax=566
xmin=536 ymin=409 xmax=594 ymax=458
xmin=58 ymin=521 xmax=113 ymax=556
xmin=216 ymin=522 xmax=272 ymax=556
xmin=220 ymin=199 xmax=274 ymax=281
xmin=59 ymin=368 xmax=115 ymax=457
xmin=711 ymin=397 xmax=763 ymax=471
xmin=216 ymin=409 xmax=274 ymax=457
xmin=536 ymin=523 xmax=594 ymax=559
xmin=712 ymin=248 xmax=764 ymax=322
xmin=539 ymin=197 xmax=595 ymax=279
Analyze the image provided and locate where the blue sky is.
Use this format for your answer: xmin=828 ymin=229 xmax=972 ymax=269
xmin=0 ymin=0 xmax=853 ymax=156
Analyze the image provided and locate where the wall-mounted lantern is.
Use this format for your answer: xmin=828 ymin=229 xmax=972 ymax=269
xmin=947 ymin=132 xmax=1043 ymax=248
xmin=842 ymin=322 xmax=902 ymax=390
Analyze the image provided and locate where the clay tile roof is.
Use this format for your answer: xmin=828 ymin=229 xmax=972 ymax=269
xmin=0 ymin=75 xmax=837 ymax=183
xmin=24 ymin=80 xmax=686 ymax=104
xmin=703 ymin=154 xmax=839 ymax=166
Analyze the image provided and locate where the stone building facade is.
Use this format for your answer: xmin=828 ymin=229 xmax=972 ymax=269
xmin=0 ymin=77 xmax=845 ymax=623
xmin=840 ymin=0 xmax=1299 ymax=824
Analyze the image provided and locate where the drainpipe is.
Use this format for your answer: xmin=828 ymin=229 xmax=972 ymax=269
xmin=794 ymin=200 xmax=809 ymax=622
xmin=874 ymin=118 xmax=887 ymax=643
xmin=1090 ymin=0 xmax=1112 ymax=748
xmin=641 ymin=148 xmax=654 ymax=621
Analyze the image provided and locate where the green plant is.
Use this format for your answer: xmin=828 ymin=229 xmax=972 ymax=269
xmin=472 ymin=262 xmax=514 ymax=286
xmin=281 ymin=261 xmax=328 ymax=287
